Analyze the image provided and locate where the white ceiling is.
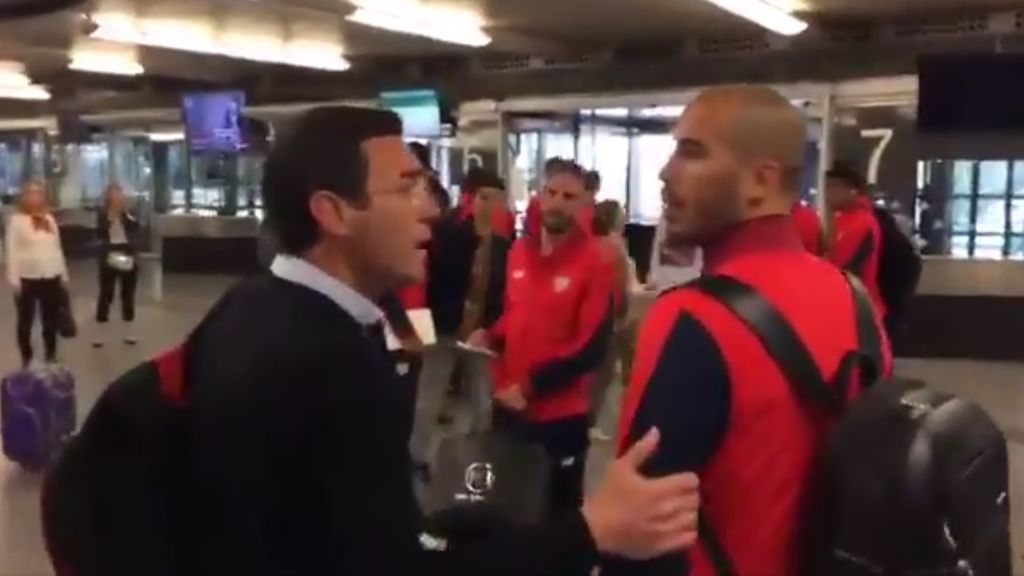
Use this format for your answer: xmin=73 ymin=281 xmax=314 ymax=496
xmin=0 ymin=0 xmax=1016 ymax=88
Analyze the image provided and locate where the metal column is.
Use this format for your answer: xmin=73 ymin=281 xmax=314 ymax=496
xmin=816 ymin=89 xmax=835 ymax=250
xmin=497 ymin=111 xmax=510 ymax=179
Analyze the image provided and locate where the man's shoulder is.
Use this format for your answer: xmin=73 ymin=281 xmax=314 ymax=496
xmin=192 ymin=274 xmax=361 ymax=347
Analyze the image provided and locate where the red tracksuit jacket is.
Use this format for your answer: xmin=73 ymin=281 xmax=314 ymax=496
xmin=831 ymin=197 xmax=886 ymax=316
xmin=489 ymin=215 xmax=615 ymax=423
xmin=791 ymin=203 xmax=823 ymax=255
xmin=614 ymin=215 xmax=892 ymax=576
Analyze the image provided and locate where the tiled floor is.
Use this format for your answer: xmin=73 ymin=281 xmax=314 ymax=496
xmin=0 ymin=263 xmax=1021 ymax=575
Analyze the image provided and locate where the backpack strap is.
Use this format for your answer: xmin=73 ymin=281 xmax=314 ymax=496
xmin=687 ymin=275 xmax=849 ymax=576
xmin=690 ymin=276 xmax=842 ymax=414
xmin=844 ymin=233 xmax=875 ymax=280
xmin=843 ymin=272 xmax=884 ymax=386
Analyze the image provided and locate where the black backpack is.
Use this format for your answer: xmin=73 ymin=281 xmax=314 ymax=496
xmin=847 ymin=207 xmax=922 ymax=320
xmin=691 ymin=273 xmax=1011 ymax=576
xmin=42 ymin=348 xmax=188 ymax=576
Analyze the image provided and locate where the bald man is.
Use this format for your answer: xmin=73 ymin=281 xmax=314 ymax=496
xmin=611 ymin=87 xmax=892 ymax=576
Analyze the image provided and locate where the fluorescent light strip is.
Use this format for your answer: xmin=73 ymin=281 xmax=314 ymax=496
xmin=701 ymin=0 xmax=808 ymax=36
xmin=69 ymin=54 xmax=144 ymax=76
xmin=347 ymin=7 xmax=490 ymax=47
xmin=0 ymin=84 xmax=50 ymax=101
xmin=149 ymin=131 xmax=185 ymax=142
xmin=91 ymin=16 xmax=350 ymax=72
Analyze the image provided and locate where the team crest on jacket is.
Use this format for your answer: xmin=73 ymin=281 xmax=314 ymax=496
xmin=512 ymin=269 xmax=525 ymax=280
xmin=553 ymin=276 xmax=571 ymax=293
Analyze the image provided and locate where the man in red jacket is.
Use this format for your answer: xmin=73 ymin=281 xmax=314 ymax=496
xmin=612 ymin=87 xmax=892 ymax=576
xmin=470 ymin=159 xmax=615 ymax=517
xmin=791 ymin=201 xmax=823 ymax=255
xmin=825 ymin=162 xmax=887 ymax=317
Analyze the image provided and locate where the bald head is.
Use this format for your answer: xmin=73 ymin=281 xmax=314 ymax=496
xmin=659 ymin=85 xmax=809 ymax=247
xmin=684 ymin=85 xmax=806 ymax=195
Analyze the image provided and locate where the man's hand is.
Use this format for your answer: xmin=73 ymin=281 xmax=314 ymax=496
xmin=494 ymin=385 xmax=527 ymax=411
xmin=582 ymin=428 xmax=700 ymax=560
xmin=466 ymin=328 xmax=490 ymax=349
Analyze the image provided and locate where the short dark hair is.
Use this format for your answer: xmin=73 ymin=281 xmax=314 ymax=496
xmin=543 ymin=157 xmax=579 ymax=178
xmin=544 ymin=157 xmax=585 ymax=181
xmin=462 ymin=166 xmax=504 ymax=195
xmin=592 ymin=200 xmax=624 ymax=236
xmin=825 ymin=161 xmax=866 ymax=190
xmin=584 ymin=170 xmax=601 ymax=193
xmin=262 ymin=106 xmax=402 ymax=254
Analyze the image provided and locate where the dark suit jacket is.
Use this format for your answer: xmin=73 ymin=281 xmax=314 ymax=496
xmin=96 ymin=211 xmax=141 ymax=256
xmin=179 ymin=274 xmax=598 ymax=576
xmin=427 ymin=213 xmax=511 ymax=337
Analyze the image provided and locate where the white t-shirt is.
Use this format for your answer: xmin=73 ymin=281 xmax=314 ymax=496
xmin=647 ymin=217 xmax=703 ymax=290
xmin=4 ymin=212 xmax=68 ymax=286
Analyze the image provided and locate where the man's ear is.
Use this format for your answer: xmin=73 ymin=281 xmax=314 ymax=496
xmin=308 ymin=190 xmax=358 ymax=239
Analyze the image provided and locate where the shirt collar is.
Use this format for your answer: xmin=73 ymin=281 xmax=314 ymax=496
xmin=270 ymin=255 xmax=384 ymax=326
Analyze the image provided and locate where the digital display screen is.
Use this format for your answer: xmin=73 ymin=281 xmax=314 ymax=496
xmin=380 ymin=90 xmax=442 ymax=138
xmin=918 ymin=54 xmax=1024 ymax=133
xmin=183 ymin=91 xmax=246 ymax=152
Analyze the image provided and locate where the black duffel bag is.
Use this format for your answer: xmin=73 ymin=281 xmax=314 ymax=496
xmin=423 ymin=412 xmax=551 ymax=530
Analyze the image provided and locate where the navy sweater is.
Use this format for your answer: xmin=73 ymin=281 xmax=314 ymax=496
xmin=180 ymin=274 xmax=598 ymax=576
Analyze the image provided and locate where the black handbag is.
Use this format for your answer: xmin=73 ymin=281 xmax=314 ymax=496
xmin=57 ymin=285 xmax=77 ymax=339
xmin=423 ymin=419 xmax=551 ymax=528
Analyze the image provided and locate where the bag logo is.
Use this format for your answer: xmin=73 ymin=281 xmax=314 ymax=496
xmin=454 ymin=461 xmax=495 ymax=504
xmin=464 ymin=462 xmax=495 ymax=495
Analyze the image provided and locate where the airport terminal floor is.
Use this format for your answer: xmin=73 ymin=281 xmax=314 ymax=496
xmin=0 ymin=262 xmax=1022 ymax=575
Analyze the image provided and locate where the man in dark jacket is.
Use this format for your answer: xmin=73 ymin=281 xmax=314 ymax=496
xmin=413 ymin=169 xmax=511 ymax=468
xmin=178 ymin=106 xmax=700 ymax=576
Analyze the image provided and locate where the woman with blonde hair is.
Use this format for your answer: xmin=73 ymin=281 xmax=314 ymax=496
xmin=5 ymin=180 xmax=68 ymax=366
xmin=589 ymin=199 xmax=640 ymax=441
xmin=94 ymin=183 xmax=140 ymax=347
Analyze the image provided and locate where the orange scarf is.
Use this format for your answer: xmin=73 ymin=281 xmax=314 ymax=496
xmin=28 ymin=213 xmax=53 ymax=234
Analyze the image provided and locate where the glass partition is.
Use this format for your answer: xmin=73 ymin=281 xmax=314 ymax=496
xmin=0 ymin=135 xmax=30 ymax=200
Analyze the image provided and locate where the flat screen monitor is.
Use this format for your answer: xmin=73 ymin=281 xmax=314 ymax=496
xmin=183 ymin=91 xmax=246 ymax=152
xmin=918 ymin=54 xmax=1024 ymax=133
xmin=380 ymin=89 xmax=442 ymax=138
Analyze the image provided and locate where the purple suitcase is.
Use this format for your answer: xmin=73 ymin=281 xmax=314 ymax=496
xmin=2 ymin=365 xmax=76 ymax=471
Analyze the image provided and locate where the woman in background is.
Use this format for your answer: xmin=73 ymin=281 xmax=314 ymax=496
xmin=94 ymin=183 xmax=140 ymax=347
xmin=5 ymin=180 xmax=68 ymax=366
xmin=589 ymin=200 xmax=640 ymax=442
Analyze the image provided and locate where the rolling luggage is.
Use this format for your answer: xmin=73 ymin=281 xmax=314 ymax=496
xmin=2 ymin=364 xmax=76 ymax=470
xmin=691 ymin=272 xmax=1011 ymax=576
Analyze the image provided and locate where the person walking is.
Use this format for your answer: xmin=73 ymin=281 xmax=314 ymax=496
xmin=5 ymin=180 xmax=69 ymax=366
xmin=93 ymin=183 xmax=140 ymax=347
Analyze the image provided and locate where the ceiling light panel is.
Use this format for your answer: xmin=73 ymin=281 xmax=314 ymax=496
xmin=69 ymin=39 xmax=144 ymax=76
xmin=0 ymin=60 xmax=49 ymax=100
xmin=69 ymin=53 xmax=144 ymax=76
xmin=0 ymin=84 xmax=50 ymax=101
xmin=90 ymin=9 xmax=350 ymax=72
xmin=346 ymin=0 xmax=491 ymax=47
xmin=700 ymin=0 xmax=808 ymax=36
